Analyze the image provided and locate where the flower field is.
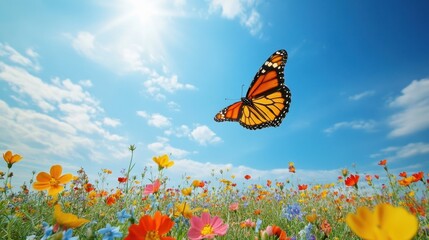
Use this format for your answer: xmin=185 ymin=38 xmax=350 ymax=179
xmin=1 ymin=148 xmax=428 ymax=239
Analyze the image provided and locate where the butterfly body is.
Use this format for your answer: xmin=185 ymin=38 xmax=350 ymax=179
xmin=214 ymin=49 xmax=291 ymax=130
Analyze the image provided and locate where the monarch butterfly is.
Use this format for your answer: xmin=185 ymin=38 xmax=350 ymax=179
xmin=214 ymin=49 xmax=291 ymax=130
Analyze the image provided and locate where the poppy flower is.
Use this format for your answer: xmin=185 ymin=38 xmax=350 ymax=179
xmin=153 ymin=154 xmax=174 ymax=170
xmin=229 ymin=202 xmax=239 ymax=211
xmin=3 ymin=150 xmax=23 ymax=168
xmin=298 ymin=184 xmax=308 ymax=190
xmin=412 ymin=171 xmax=424 ymax=182
xmin=144 ymin=179 xmax=161 ymax=195
xmin=244 ymin=174 xmax=251 ymax=180
xmin=54 ymin=204 xmax=89 ymax=229
xmin=188 ymin=212 xmax=228 ymax=240
xmin=33 ymin=165 xmax=73 ymax=196
xmin=346 ymin=203 xmax=418 ymax=239
xmin=399 ymin=172 xmax=407 ymax=178
xmin=345 ymin=174 xmax=360 ymax=188
xmin=118 ymin=177 xmax=128 ymax=183
xmin=374 ymin=175 xmax=379 ymax=179
xmin=398 ymin=176 xmax=415 ymax=186
xmin=125 ymin=211 xmax=175 ymax=240
xmin=320 ymin=219 xmax=332 ymax=236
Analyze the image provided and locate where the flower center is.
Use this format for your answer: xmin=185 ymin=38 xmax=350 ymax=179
xmin=201 ymin=224 xmax=214 ymax=236
xmin=145 ymin=230 xmax=161 ymax=240
xmin=49 ymin=178 xmax=60 ymax=187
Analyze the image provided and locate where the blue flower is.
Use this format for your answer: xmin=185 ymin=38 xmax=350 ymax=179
xmin=62 ymin=229 xmax=78 ymax=240
xmin=298 ymin=223 xmax=315 ymax=240
xmin=97 ymin=224 xmax=123 ymax=240
xmin=117 ymin=209 xmax=131 ymax=223
xmin=41 ymin=222 xmax=53 ymax=240
xmin=282 ymin=203 xmax=303 ymax=221
xmin=255 ymin=218 xmax=262 ymax=233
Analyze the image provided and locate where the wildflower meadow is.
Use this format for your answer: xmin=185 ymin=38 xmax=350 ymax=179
xmin=1 ymin=147 xmax=428 ymax=239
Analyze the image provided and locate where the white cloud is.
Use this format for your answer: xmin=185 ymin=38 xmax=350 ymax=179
xmin=164 ymin=124 xmax=191 ymax=137
xmin=388 ymin=78 xmax=429 ymax=137
xmin=137 ymin=111 xmax=172 ymax=128
xmin=79 ymin=79 xmax=93 ymax=87
xmin=147 ymin=137 xmax=189 ymax=158
xmin=0 ymin=44 xmax=127 ymax=162
xmin=209 ymin=0 xmax=263 ymax=36
xmin=324 ymin=120 xmax=376 ymax=134
xmin=103 ymin=117 xmax=121 ymax=127
xmin=348 ymin=90 xmax=375 ymax=101
xmin=143 ymin=74 xmax=196 ymax=98
xmin=370 ymin=142 xmax=429 ymax=162
xmin=190 ymin=125 xmax=222 ymax=145
xmin=72 ymin=31 xmax=96 ymax=59
xmin=167 ymin=101 xmax=180 ymax=111
xmin=0 ymin=43 xmax=40 ymax=71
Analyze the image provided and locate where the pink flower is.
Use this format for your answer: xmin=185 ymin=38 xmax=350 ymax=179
xmin=143 ymin=179 xmax=160 ymax=195
xmin=229 ymin=202 xmax=239 ymax=211
xmin=188 ymin=212 xmax=228 ymax=239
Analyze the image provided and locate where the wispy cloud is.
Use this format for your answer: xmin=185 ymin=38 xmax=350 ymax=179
xmin=143 ymin=74 xmax=196 ymax=100
xmin=209 ymin=0 xmax=263 ymax=36
xmin=0 ymin=43 xmax=40 ymax=71
xmin=324 ymin=120 xmax=376 ymax=134
xmin=388 ymin=78 xmax=429 ymax=137
xmin=348 ymin=90 xmax=375 ymax=101
xmin=370 ymin=142 xmax=429 ymax=162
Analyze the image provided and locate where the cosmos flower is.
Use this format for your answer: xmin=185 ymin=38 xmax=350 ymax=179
xmin=298 ymin=184 xmax=308 ymax=190
xmin=33 ymin=165 xmax=73 ymax=196
xmin=3 ymin=150 xmax=23 ymax=168
xmin=346 ymin=203 xmax=418 ymax=240
xmin=125 ymin=211 xmax=175 ymax=240
xmin=345 ymin=174 xmax=360 ymax=188
xmin=188 ymin=212 xmax=228 ymax=240
xmin=143 ymin=179 xmax=161 ymax=195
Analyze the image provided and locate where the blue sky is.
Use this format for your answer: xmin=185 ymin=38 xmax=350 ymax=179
xmin=1 ymin=0 xmax=429 ymax=189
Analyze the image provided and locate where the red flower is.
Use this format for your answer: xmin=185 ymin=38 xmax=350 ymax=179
xmin=412 ymin=172 xmax=424 ymax=182
xmin=84 ymin=183 xmax=95 ymax=192
xmin=125 ymin=211 xmax=175 ymax=240
xmin=345 ymin=174 xmax=360 ymax=187
xmin=266 ymin=180 xmax=272 ymax=187
xmin=374 ymin=175 xmax=379 ymax=179
xmin=298 ymin=184 xmax=308 ymax=190
xmin=244 ymin=174 xmax=251 ymax=180
xmin=378 ymin=159 xmax=387 ymax=166
xmin=272 ymin=225 xmax=290 ymax=240
xmin=118 ymin=177 xmax=128 ymax=183
xmin=399 ymin=172 xmax=407 ymax=178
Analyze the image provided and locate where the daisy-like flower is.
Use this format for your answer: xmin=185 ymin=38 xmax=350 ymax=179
xmin=174 ymin=202 xmax=199 ymax=219
xmin=33 ymin=165 xmax=73 ymax=196
xmin=124 ymin=211 xmax=175 ymax=240
xmin=117 ymin=209 xmax=131 ymax=223
xmin=346 ymin=203 xmax=418 ymax=240
xmin=153 ymin=154 xmax=174 ymax=170
xmin=3 ymin=150 xmax=23 ymax=168
xmin=54 ymin=204 xmax=90 ymax=229
xmin=345 ymin=174 xmax=360 ymax=188
xmin=188 ymin=212 xmax=228 ymax=240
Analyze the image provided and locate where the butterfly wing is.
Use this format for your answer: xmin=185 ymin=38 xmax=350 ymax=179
xmin=214 ymin=49 xmax=291 ymax=129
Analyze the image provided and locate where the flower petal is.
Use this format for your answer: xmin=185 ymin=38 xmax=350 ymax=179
xmin=33 ymin=181 xmax=51 ymax=190
xmin=50 ymin=165 xmax=63 ymax=178
xmin=58 ymin=173 xmax=73 ymax=184
xmin=346 ymin=207 xmax=376 ymax=239
xmin=36 ymin=172 xmax=51 ymax=182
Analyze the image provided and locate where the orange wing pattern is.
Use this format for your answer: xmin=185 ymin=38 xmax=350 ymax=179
xmin=214 ymin=49 xmax=291 ymax=130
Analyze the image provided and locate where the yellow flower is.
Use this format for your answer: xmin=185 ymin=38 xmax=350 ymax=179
xmin=181 ymin=187 xmax=192 ymax=196
xmin=152 ymin=154 xmax=174 ymax=170
xmin=54 ymin=204 xmax=89 ymax=229
xmin=33 ymin=165 xmax=73 ymax=196
xmin=306 ymin=213 xmax=317 ymax=223
xmin=174 ymin=202 xmax=198 ymax=219
xmin=3 ymin=150 xmax=23 ymax=168
xmin=346 ymin=203 xmax=418 ymax=240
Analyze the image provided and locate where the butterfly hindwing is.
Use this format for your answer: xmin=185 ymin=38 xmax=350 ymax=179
xmin=214 ymin=49 xmax=291 ymax=130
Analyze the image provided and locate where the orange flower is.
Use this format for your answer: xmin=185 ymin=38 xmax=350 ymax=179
xmin=244 ymin=174 xmax=251 ymax=180
xmin=345 ymin=174 xmax=360 ymax=188
xmin=33 ymin=165 xmax=73 ymax=196
xmin=3 ymin=150 xmax=23 ymax=168
xmin=378 ymin=159 xmax=387 ymax=166
xmin=288 ymin=162 xmax=296 ymax=173
xmin=266 ymin=179 xmax=272 ymax=187
xmin=125 ymin=211 xmax=175 ymax=240
xmin=398 ymin=176 xmax=415 ymax=186
xmin=192 ymin=180 xmax=205 ymax=188
xmin=298 ymin=184 xmax=308 ymax=190
xmin=341 ymin=168 xmax=349 ymax=177
xmin=320 ymin=219 xmax=332 ymax=236
xmin=272 ymin=225 xmax=290 ymax=240
xmin=399 ymin=172 xmax=407 ymax=178
xmin=254 ymin=209 xmax=261 ymax=215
